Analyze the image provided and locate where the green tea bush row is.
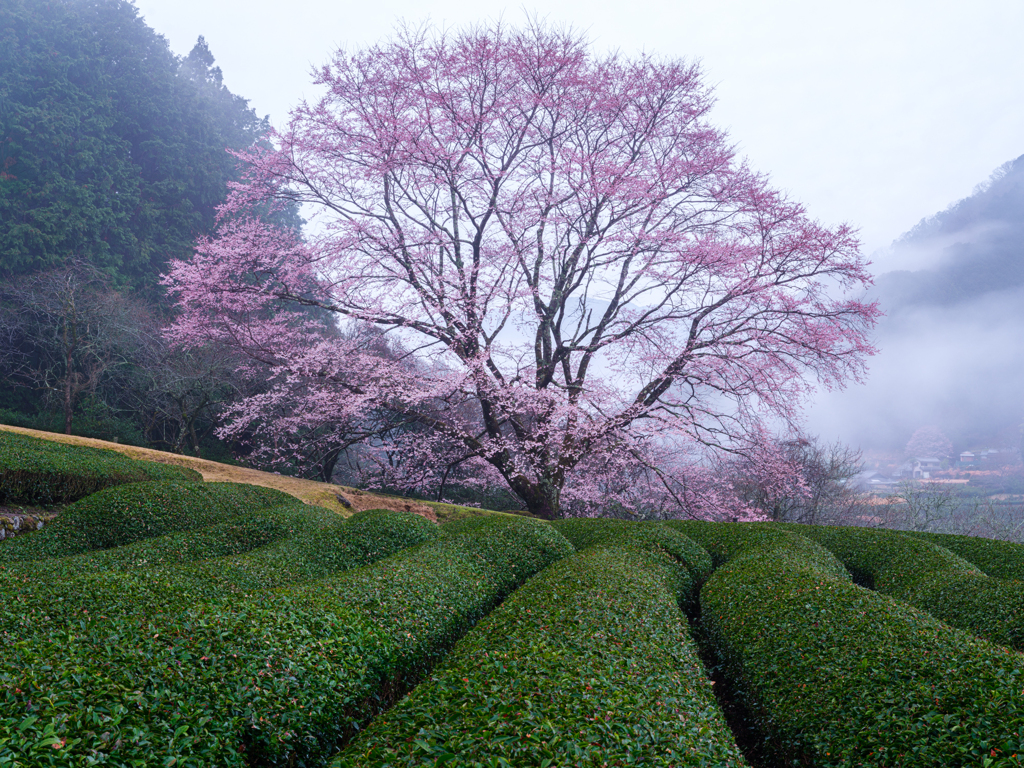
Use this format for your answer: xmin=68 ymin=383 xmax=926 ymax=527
xmin=0 ymin=481 xmax=292 ymax=562
xmin=551 ymin=518 xmax=713 ymax=579
xmin=697 ymin=522 xmax=1024 ymax=767
xmin=0 ymin=431 xmax=201 ymax=504
xmin=665 ymin=519 xmax=852 ymax=578
xmin=550 ymin=518 xmax=713 ymax=606
xmin=1 ymin=507 xmax=440 ymax=631
xmin=333 ymin=537 xmax=746 ymax=767
xmin=904 ymin=530 xmax=1024 ymax=581
xmin=786 ymin=524 xmax=1024 ymax=650
xmin=0 ymin=516 xmax=573 ymax=767
xmin=778 ymin=524 xmax=979 ymax=592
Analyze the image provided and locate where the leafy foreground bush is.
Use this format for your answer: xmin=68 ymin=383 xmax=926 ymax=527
xmin=904 ymin=529 xmax=1024 ymax=581
xmin=1 ymin=507 xmax=440 ymax=628
xmin=0 ymin=481 xmax=292 ymax=561
xmin=665 ymin=520 xmax=851 ymax=578
xmin=692 ymin=521 xmax=1024 ymax=767
xmin=0 ymin=516 xmax=572 ymax=767
xmin=334 ymin=525 xmax=746 ymax=767
xmin=4 ymin=505 xmax=308 ymax=579
xmin=0 ymin=430 xmax=200 ymax=504
xmin=550 ymin=518 xmax=713 ymax=604
xmin=788 ymin=524 xmax=1024 ymax=651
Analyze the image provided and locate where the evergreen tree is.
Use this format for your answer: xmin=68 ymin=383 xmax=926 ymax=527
xmin=0 ymin=0 xmax=272 ymax=294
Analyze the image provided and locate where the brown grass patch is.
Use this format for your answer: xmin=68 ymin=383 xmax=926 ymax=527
xmin=0 ymin=423 xmax=438 ymax=521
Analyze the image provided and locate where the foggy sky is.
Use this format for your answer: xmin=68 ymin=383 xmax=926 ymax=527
xmin=131 ymin=0 xmax=1024 ymax=453
xmin=132 ymin=0 xmax=1024 ymax=260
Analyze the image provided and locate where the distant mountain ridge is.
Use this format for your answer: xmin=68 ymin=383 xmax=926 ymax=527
xmin=874 ymin=154 xmax=1024 ymax=312
xmin=809 ymin=153 xmax=1024 ymax=451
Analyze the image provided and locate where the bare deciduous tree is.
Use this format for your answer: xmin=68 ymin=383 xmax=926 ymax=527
xmin=0 ymin=261 xmax=143 ymax=433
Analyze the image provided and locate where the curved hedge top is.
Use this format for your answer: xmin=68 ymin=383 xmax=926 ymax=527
xmin=0 ymin=431 xmax=201 ymax=504
xmin=441 ymin=515 xmax=575 ymax=597
xmin=782 ymin=523 xmax=1024 ymax=651
xmin=665 ymin=520 xmax=852 ymax=582
xmin=698 ymin=521 xmax=1024 ymax=767
xmin=550 ymin=518 xmax=713 ymax=604
xmin=334 ymin=543 xmax=747 ymax=767
xmin=782 ymin=524 xmax=981 ymax=598
xmin=1 ymin=506 xmax=441 ymax=629
xmin=0 ymin=512 xmax=540 ymax=767
xmin=905 ymin=530 xmax=1024 ymax=581
xmin=0 ymin=480 xmax=292 ymax=561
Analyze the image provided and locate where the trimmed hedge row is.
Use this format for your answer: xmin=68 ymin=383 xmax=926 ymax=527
xmin=696 ymin=522 xmax=1024 ymax=767
xmin=551 ymin=518 xmax=713 ymax=577
xmin=2 ymin=506 xmax=440 ymax=631
xmin=777 ymin=524 xmax=980 ymax=592
xmin=333 ymin=536 xmax=746 ymax=767
xmin=785 ymin=524 xmax=1024 ymax=651
xmin=0 ymin=431 xmax=201 ymax=504
xmin=0 ymin=515 xmax=573 ymax=767
xmin=0 ymin=481 xmax=293 ymax=562
xmin=665 ymin=519 xmax=852 ymax=579
xmin=905 ymin=530 xmax=1024 ymax=581
xmin=550 ymin=518 xmax=713 ymax=607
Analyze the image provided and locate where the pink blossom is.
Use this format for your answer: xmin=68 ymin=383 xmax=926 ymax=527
xmin=164 ymin=21 xmax=877 ymax=519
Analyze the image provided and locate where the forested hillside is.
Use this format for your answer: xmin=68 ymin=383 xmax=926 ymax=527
xmin=0 ymin=0 xmax=282 ymax=453
xmin=0 ymin=0 xmax=272 ymax=292
xmin=876 ymin=154 xmax=1024 ymax=310
xmin=812 ymin=155 xmax=1024 ymax=452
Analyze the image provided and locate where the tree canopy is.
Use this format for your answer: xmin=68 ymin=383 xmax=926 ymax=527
xmin=0 ymin=0 xmax=270 ymax=292
xmin=167 ymin=21 xmax=878 ymax=519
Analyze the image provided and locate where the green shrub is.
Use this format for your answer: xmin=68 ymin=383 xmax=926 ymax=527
xmin=665 ymin=519 xmax=852 ymax=580
xmin=5 ymin=507 xmax=296 ymax=578
xmin=0 ymin=430 xmax=201 ymax=504
xmin=778 ymin=524 xmax=978 ymax=591
xmin=0 ymin=515 xmax=572 ymax=767
xmin=783 ymin=523 xmax=1024 ymax=651
xmin=149 ymin=507 xmax=440 ymax=599
xmin=551 ymin=517 xmax=713 ymax=606
xmin=1 ymin=502 xmax=334 ymax=586
xmin=341 ymin=508 xmax=440 ymax=565
xmin=439 ymin=515 xmax=577 ymax=598
xmin=699 ymin=522 xmax=1024 ymax=767
xmin=1 ymin=507 xmax=439 ymax=627
xmin=904 ymin=530 xmax=1024 ymax=581
xmin=333 ymin=543 xmax=745 ymax=767
xmin=0 ymin=481 xmax=292 ymax=561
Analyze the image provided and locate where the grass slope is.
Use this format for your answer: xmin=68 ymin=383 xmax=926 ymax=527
xmin=0 ymin=423 xmax=518 ymax=522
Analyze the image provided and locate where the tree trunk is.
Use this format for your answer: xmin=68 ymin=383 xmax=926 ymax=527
xmin=318 ymin=448 xmax=341 ymax=484
xmin=512 ymin=479 xmax=562 ymax=520
xmin=63 ymin=371 xmax=73 ymax=435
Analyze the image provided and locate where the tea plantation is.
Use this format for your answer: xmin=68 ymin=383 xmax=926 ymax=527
xmin=3 ymin=433 xmax=1024 ymax=767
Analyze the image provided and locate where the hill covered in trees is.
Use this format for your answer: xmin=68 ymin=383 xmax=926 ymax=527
xmin=876 ymin=154 xmax=1024 ymax=310
xmin=0 ymin=0 xmax=290 ymax=453
xmin=0 ymin=0 xmax=274 ymax=292
xmin=812 ymin=154 xmax=1024 ymax=453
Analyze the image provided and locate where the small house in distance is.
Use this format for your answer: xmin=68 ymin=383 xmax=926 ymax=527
xmin=959 ymin=448 xmax=1019 ymax=467
xmin=896 ymin=457 xmax=943 ymax=479
xmin=852 ymin=470 xmax=899 ymax=491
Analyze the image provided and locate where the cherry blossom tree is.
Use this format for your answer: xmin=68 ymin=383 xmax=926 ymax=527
xmin=165 ymin=21 xmax=878 ymax=520
xmin=905 ymin=425 xmax=953 ymax=460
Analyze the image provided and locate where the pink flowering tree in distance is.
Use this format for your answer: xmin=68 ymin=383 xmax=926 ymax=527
xmin=905 ymin=425 xmax=953 ymax=461
xmin=165 ymin=21 xmax=878 ymax=520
